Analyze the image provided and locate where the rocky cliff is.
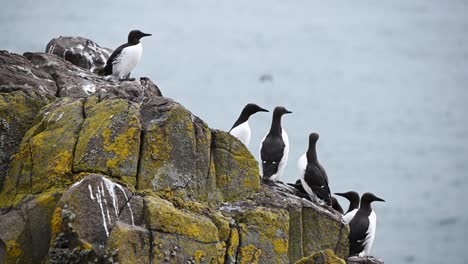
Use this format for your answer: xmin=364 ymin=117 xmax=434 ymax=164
xmin=0 ymin=37 xmax=383 ymax=264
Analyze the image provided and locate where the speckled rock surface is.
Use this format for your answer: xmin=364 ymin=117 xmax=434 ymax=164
xmin=0 ymin=37 xmax=384 ymax=264
xmin=45 ymin=36 xmax=112 ymax=71
xmin=294 ymin=249 xmax=346 ymax=264
xmin=347 ymin=256 xmax=384 ymax=264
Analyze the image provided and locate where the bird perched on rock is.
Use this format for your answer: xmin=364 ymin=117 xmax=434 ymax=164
xmin=260 ymin=106 xmax=291 ymax=181
xmin=230 ymin=103 xmax=268 ymax=147
xmin=297 ymin=133 xmax=332 ymax=206
xmin=99 ymin=30 xmax=151 ymax=81
xmin=349 ymin=192 xmax=385 ymax=257
xmin=335 ymin=191 xmax=360 ymax=224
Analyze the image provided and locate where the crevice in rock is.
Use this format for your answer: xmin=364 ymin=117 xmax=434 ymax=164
xmin=224 ymin=226 xmax=239 ymax=264
xmin=334 ymin=222 xmax=345 ymax=255
xmin=234 ymin=225 xmax=242 ymax=264
xmin=147 ymin=229 xmax=219 ymax=245
xmin=135 ymin=129 xmax=145 ymax=189
xmin=71 ymin=98 xmax=87 ymax=174
xmin=49 ymin=73 xmax=61 ymax=98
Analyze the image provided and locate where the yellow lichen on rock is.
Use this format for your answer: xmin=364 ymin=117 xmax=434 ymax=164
xmin=50 ymin=207 xmax=63 ymax=238
xmin=73 ymin=98 xmax=141 ymax=183
xmin=239 ymin=244 xmax=262 ymax=264
xmin=236 ymin=207 xmax=289 ymax=264
xmin=144 ymin=196 xmax=219 ymax=243
xmin=6 ymin=240 xmax=22 ymax=258
xmin=226 ymin=228 xmax=240 ymax=259
xmin=194 ymin=249 xmax=206 ymax=263
xmin=273 ymin=239 xmax=289 ymax=254
xmin=211 ymin=130 xmax=260 ymax=202
xmin=294 ymin=249 xmax=346 ymax=264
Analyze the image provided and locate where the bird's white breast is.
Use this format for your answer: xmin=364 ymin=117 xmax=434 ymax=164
xmin=230 ymin=121 xmax=251 ymax=147
xmin=113 ymin=43 xmax=142 ymax=79
xmin=298 ymin=153 xmax=311 ymax=193
xmin=342 ymin=209 xmax=357 ymax=224
xmin=359 ymin=210 xmax=377 ymax=257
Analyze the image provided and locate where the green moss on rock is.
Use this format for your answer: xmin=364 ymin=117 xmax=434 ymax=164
xmin=144 ymin=196 xmax=219 ymax=243
xmin=211 ymin=130 xmax=260 ymax=202
xmin=0 ymin=90 xmax=48 ymax=191
xmin=235 ymin=207 xmax=289 ymax=264
xmin=138 ymin=104 xmax=215 ymax=202
xmin=73 ymin=98 xmax=141 ymax=185
xmin=151 ymin=231 xmax=225 ymax=264
xmin=1 ymin=98 xmax=83 ymax=207
xmin=302 ymin=206 xmax=349 ymax=259
xmin=294 ymin=249 xmax=346 ymax=264
xmin=107 ymin=222 xmax=150 ymax=264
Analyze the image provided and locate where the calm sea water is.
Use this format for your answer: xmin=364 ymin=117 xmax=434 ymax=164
xmin=2 ymin=0 xmax=468 ymax=263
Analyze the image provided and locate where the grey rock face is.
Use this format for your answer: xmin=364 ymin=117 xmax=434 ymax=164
xmin=46 ymin=36 xmax=112 ymax=71
xmin=55 ymin=174 xmax=138 ymax=253
xmin=348 ymin=256 xmax=385 ymax=264
xmin=0 ymin=36 xmax=385 ymax=264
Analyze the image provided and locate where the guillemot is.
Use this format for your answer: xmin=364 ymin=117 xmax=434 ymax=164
xmin=260 ymin=106 xmax=291 ymax=181
xmin=349 ymin=192 xmax=385 ymax=257
xmin=230 ymin=103 xmax=268 ymax=147
xmin=100 ymin=30 xmax=151 ymax=81
xmin=297 ymin=133 xmax=332 ymax=206
xmin=335 ymin=191 xmax=360 ymax=224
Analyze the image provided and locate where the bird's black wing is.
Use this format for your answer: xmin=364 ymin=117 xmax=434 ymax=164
xmin=260 ymin=136 xmax=285 ymax=179
xmin=317 ymin=163 xmax=329 ymax=185
xmin=99 ymin=43 xmax=130 ymax=76
xmin=304 ymin=163 xmax=332 ymax=204
xmin=348 ymin=210 xmax=370 ymax=256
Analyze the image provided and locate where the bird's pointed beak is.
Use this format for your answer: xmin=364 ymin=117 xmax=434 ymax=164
xmin=259 ymin=107 xmax=269 ymax=112
xmin=285 ymin=110 xmax=292 ymax=114
xmin=334 ymin=192 xmax=345 ymax=197
xmin=142 ymin=33 xmax=152 ymax=37
xmin=374 ymin=196 xmax=385 ymax=202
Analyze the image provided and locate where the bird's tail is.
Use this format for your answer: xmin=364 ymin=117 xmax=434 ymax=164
xmin=262 ymin=161 xmax=280 ymax=180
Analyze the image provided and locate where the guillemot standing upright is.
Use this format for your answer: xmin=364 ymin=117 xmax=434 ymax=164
xmin=260 ymin=106 xmax=291 ymax=181
xmin=230 ymin=104 xmax=268 ymax=147
xmin=349 ymin=192 xmax=385 ymax=257
xmin=297 ymin=133 xmax=332 ymax=206
xmin=99 ymin=30 xmax=151 ymax=81
xmin=335 ymin=191 xmax=360 ymax=224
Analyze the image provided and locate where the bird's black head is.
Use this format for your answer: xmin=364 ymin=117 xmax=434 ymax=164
xmin=242 ymin=103 xmax=269 ymax=117
xmin=361 ymin=192 xmax=385 ymax=204
xmin=273 ymin=106 xmax=292 ymax=118
xmin=335 ymin=191 xmax=360 ymax=212
xmin=309 ymin=133 xmax=319 ymax=144
xmin=334 ymin=191 xmax=360 ymax=202
xmin=128 ymin=30 xmax=152 ymax=44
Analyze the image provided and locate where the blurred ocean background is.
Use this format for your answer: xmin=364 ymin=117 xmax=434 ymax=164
xmin=1 ymin=0 xmax=468 ymax=263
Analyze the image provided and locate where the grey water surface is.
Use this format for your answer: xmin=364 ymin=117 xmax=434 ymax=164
xmin=1 ymin=0 xmax=468 ymax=263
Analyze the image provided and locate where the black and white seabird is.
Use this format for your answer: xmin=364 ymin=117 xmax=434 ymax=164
xmin=260 ymin=106 xmax=291 ymax=181
xmin=230 ymin=103 xmax=268 ymax=147
xmin=288 ymin=179 xmax=310 ymax=199
xmin=349 ymin=192 xmax=385 ymax=257
xmin=100 ymin=30 xmax=151 ymax=81
xmin=335 ymin=191 xmax=360 ymax=224
xmin=297 ymin=133 xmax=332 ymax=206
